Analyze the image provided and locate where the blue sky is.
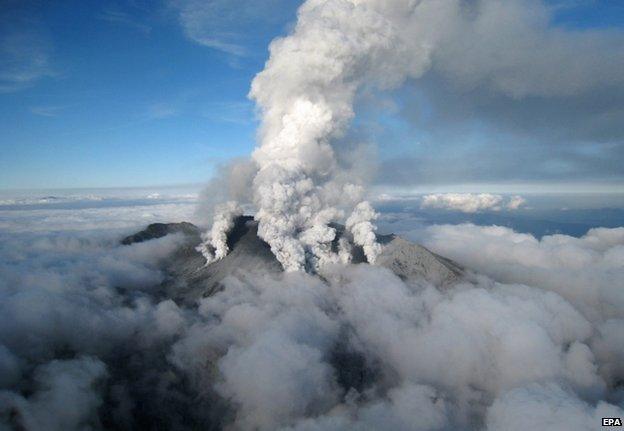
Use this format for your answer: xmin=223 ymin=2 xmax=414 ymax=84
xmin=0 ymin=0 xmax=300 ymax=189
xmin=1 ymin=0 xmax=623 ymax=190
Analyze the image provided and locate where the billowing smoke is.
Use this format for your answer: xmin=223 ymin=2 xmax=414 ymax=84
xmin=345 ymin=201 xmax=381 ymax=263
xmin=200 ymin=0 xmax=439 ymax=271
xmin=197 ymin=201 xmax=242 ymax=264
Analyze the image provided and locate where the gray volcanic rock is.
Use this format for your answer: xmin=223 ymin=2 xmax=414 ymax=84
xmin=376 ymin=236 xmax=463 ymax=287
xmin=123 ymin=216 xmax=462 ymax=304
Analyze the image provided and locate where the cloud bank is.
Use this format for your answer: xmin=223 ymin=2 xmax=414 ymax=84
xmin=421 ymin=193 xmax=525 ymax=213
xmin=417 ymin=224 xmax=624 ymax=322
xmin=1 ymin=197 xmax=623 ymax=429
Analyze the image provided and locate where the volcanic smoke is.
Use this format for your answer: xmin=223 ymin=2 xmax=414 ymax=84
xmin=199 ymin=0 xmax=439 ymax=271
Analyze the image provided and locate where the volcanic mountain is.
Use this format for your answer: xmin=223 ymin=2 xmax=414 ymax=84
xmin=122 ymin=216 xmax=463 ymax=304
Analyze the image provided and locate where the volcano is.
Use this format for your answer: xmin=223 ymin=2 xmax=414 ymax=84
xmin=122 ymin=216 xmax=463 ymax=304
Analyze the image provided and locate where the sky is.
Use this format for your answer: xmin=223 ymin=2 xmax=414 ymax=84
xmin=1 ymin=0 xmax=623 ymax=191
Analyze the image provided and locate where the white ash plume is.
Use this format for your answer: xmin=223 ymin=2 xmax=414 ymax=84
xmin=346 ymin=201 xmax=382 ymax=264
xmin=244 ymin=0 xmax=435 ymax=271
xmin=195 ymin=158 xmax=257 ymax=222
xmin=197 ymin=201 xmax=242 ymax=264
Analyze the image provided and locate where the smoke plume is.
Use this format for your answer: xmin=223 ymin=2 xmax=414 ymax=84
xmin=197 ymin=201 xmax=243 ymax=264
xmin=201 ymin=0 xmax=440 ymax=270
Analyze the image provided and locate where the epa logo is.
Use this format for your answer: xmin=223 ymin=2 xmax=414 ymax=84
xmin=603 ymin=418 xmax=623 ymax=427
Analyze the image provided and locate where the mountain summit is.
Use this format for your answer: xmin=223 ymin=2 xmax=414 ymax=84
xmin=122 ymin=216 xmax=463 ymax=303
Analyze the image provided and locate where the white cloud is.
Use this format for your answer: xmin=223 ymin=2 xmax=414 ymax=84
xmin=0 ymin=2 xmax=59 ymax=93
xmin=0 ymin=24 xmax=54 ymax=93
xmin=415 ymin=0 xmax=624 ymax=99
xmin=169 ymin=0 xmax=295 ymax=56
xmin=0 ymin=190 xmax=200 ymax=233
xmin=98 ymin=9 xmax=152 ymax=34
xmin=0 ymin=357 xmax=108 ymax=431
xmin=30 ymin=105 xmax=68 ymax=118
xmin=0 ymin=202 xmax=197 ymax=233
xmin=485 ymin=383 xmax=623 ymax=431
xmin=146 ymin=102 xmax=177 ymax=120
xmin=168 ymin=259 xmax=623 ymax=430
xmin=1 ymin=197 xmax=623 ymax=430
xmin=416 ymin=224 xmax=624 ymax=318
xmin=420 ymin=193 xmax=525 ymax=212
xmin=506 ymin=195 xmax=526 ymax=210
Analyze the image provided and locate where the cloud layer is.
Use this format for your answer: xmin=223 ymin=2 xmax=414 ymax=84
xmin=1 ymin=199 xmax=623 ymax=430
xmin=420 ymin=193 xmax=525 ymax=213
xmin=417 ymin=223 xmax=624 ymax=322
